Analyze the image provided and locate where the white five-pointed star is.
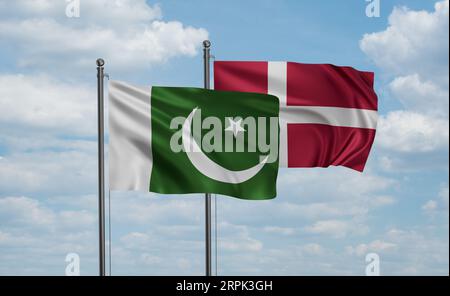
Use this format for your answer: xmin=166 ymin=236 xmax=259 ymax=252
xmin=225 ymin=118 xmax=246 ymax=137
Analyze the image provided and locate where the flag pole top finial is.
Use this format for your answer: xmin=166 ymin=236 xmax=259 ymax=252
xmin=96 ymin=58 xmax=105 ymax=67
xmin=203 ymin=40 xmax=211 ymax=48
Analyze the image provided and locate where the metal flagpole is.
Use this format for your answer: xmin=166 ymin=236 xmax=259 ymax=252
xmin=96 ymin=58 xmax=106 ymax=276
xmin=203 ymin=40 xmax=212 ymax=276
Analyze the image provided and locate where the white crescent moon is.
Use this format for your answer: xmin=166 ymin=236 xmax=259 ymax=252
xmin=182 ymin=107 xmax=268 ymax=184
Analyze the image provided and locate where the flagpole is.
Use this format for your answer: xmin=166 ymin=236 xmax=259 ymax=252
xmin=203 ymin=40 xmax=212 ymax=276
xmin=96 ymin=58 xmax=106 ymax=276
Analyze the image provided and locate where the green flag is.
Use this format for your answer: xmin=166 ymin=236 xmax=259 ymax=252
xmin=109 ymin=80 xmax=279 ymax=199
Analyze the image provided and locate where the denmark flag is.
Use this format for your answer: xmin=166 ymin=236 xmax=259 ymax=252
xmin=214 ymin=61 xmax=378 ymax=172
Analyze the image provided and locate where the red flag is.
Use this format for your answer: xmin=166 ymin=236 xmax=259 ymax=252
xmin=214 ymin=61 xmax=378 ymax=172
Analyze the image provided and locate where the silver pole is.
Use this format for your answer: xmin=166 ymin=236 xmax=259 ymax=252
xmin=96 ymin=58 xmax=106 ymax=276
xmin=203 ymin=40 xmax=212 ymax=276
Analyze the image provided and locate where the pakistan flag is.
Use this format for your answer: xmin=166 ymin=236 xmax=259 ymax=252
xmin=109 ymin=80 xmax=280 ymax=199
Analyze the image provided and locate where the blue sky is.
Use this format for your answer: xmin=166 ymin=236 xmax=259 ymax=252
xmin=0 ymin=0 xmax=448 ymax=275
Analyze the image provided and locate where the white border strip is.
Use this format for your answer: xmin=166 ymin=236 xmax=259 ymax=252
xmin=109 ymin=80 xmax=153 ymax=191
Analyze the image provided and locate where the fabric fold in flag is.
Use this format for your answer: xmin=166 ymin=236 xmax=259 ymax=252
xmin=214 ymin=61 xmax=378 ymax=172
xmin=109 ymin=80 xmax=280 ymax=199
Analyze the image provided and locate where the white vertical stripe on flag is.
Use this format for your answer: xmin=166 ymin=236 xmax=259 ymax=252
xmin=268 ymin=61 xmax=288 ymax=167
xmin=109 ymin=81 xmax=153 ymax=191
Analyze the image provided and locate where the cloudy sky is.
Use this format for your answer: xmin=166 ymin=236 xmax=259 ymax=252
xmin=0 ymin=0 xmax=448 ymax=275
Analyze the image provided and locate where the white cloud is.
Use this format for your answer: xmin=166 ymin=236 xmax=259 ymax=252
xmin=347 ymin=240 xmax=397 ymax=257
xmin=0 ymin=196 xmax=96 ymax=229
xmin=140 ymin=253 xmax=163 ymax=265
xmin=360 ymin=0 xmax=449 ymax=78
xmin=439 ymin=185 xmax=449 ymax=209
xmin=422 ymin=200 xmax=438 ymax=212
xmin=0 ymin=146 xmax=97 ymax=195
xmin=368 ymin=195 xmax=396 ymax=208
xmin=361 ymin=0 xmax=449 ymax=160
xmin=384 ymin=228 xmax=449 ymax=275
xmin=120 ymin=232 xmax=151 ymax=249
xmin=344 ymin=227 xmax=448 ymax=275
xmin=0 ymin=230 xmax=36 ymax=247
xmin=377 ymin=111 xmax=449 ymax=152
xmin=110 ymin=192 xmax=203 ymax=225
xmin=0 ymin=0 xmax=162 ymax=25
xmin=279 ymin=169 xmax=393 ymax=220
xmin=115 ymin=227 xmax=204 ymax=275
xmin=0 ymin=195 xmax=100 ymax=275
xmin=303 ymin=219 xmax=368 ymax=238
xmin=0 ymin=0 xmax=208 ymax=71
xmin=0 ymin=74 xmax=95 ymax=135
xmin=214 ymin=168 xmax=395 ymax=243
xmin=301 ymin=243 xmax=325 ymax=255
xmin=0 ymin=196 xmax=55 ymax=227
xmin=220 ymin=238 xmax=263 ymax=252
xmin=219 ymin=222 xmax=263 ymax=252
xmin=278 ymin=168 xmax=395 ymax=202
xmin=377 ymin=153 xmax=448 ymax=172
xmin=263 ymin=226 xmax=295 ymax=236
xmin=422 ymin=184 xmax=449 ymax=215
xmin=59 ymin=210 xmax=96 ymax=228
xmin=389 ymin=74 xmax=448 ymax=116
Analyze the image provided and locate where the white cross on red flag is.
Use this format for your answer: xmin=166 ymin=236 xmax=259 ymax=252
xmin=214 ymin=61 xmax=378 ymax=172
